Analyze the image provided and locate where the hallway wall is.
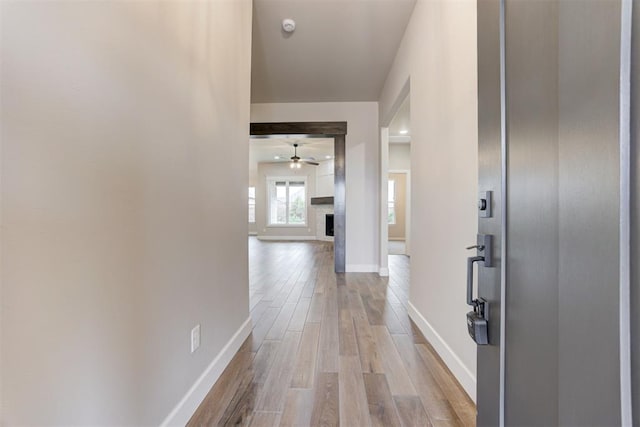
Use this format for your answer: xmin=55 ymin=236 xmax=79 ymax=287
xmin=0 ymin=1 xmax=252 ymax=425
xmin=389 ymin=143 xmax=411 ymax=170
xmin=251 ymin=102 xmax=380 ymax=272
xmin=378 ymin=0 xmax=479 ymax=399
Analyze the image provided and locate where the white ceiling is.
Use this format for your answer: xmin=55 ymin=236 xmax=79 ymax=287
xmin=251 ymin=0 xmax=417 ymax=103
xmin=249 ymin=137 xmax=334 ymax=167
xmin=388 ymin=94 xmax=410 ymax=142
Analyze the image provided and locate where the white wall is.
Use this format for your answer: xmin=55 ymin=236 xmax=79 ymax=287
xmin=378 ymin=0 xmax=479 ymax=400
xmin=312 ymin=160 xmax=334 ymax=242
xmin=316 ymin=159 xmax=335 ymax=197
xmin=1 ymin=1 xmax=252 ymax=425
xmin=389 ymin=143 xmax=411 ymax=170
xmin=251 ymin=102 xmax=380 ymax=272
xmin=256 ymin=162 xmax=316 ymax=239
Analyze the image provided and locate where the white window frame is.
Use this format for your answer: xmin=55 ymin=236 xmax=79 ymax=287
xmin=267 ymin=176 xmax=308 ymax=227
xmin=248 ymin=186 xmax=256 ymax=224
xmin=388 ymin=179 xmax=396 ymax=225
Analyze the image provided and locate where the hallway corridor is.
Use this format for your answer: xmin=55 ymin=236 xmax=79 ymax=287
xmin=188 ymin=239 xmax=475 ymax=426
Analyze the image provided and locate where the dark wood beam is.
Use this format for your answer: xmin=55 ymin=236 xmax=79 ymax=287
xmin=250 ymin=122 xmax=347 ymax=136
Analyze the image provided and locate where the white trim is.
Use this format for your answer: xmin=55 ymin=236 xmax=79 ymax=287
xmin=619 ymin=0 xmax=633 ymax=424
xmin=346 ymin=264 xmax=380 ymax=273
xmin=266 ymin=225 xmax=308 ymax=229
xmin=379 ymin=80 xmax=410 ymax=285
xmin=378 ymin=267 xmax=389 ymax=277
xmin=257 ymin=235 xmax=316 ymax=241
xmin=248 ymin=232 xmax=258 ymax=236
xmin=389 ymin=135 xmax=411 ymax=144
xmin=407 ymin=301 xmax=477 ymax=403
xmin=160 ymin=317 xmax=252 ymax=427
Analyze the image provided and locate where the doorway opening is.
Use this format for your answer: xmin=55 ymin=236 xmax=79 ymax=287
xmin=248 ymin=137 xmax=335 ymax=240
xmin=249 ymin=122 xmax=347 ymax=273
xmin=380 ymin=84 xmax=411 ymax=276
xmin=387 ymin=96 xmax=411 ymax=257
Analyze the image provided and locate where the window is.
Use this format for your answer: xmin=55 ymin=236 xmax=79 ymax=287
xmin=388 ymin=180 xmax=396 ymax=224
xmin=248 ymin=187 xmax=256 ymax=223
xmin=268 ymin=178 xmax=307 ymax=226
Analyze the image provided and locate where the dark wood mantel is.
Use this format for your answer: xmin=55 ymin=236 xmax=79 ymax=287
xmin=310 ymin=197 xmax=334 ymax=205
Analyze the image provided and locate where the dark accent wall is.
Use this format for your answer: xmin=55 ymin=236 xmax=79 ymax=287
xmin=333 ymin=135 xmax=346 ymax=273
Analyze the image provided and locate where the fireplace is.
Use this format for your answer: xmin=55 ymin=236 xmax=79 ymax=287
xmin=325 ymin=214 xmax=334 ymax=237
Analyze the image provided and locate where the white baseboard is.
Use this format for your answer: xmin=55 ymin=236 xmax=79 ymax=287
xmin=257 ymin=235 xmax=316 ymax=241
xmin=160 ymin=317 xmax=252 ymax=427
xmin=346 ymin=264 xmax=379 ymax=273
xmin=407 ymin=301 xmax=476 ymax=402
xmin=378 ymin=267 xmax=389 ymax=277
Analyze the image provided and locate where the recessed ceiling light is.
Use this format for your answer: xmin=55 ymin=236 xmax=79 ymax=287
xmin=325 ymin=155 xmax=332 ymax=159
xmin=399 ymin=129 xmax=409 ymax=135
xmin=274 ymin=156 xmax=280 ymax=160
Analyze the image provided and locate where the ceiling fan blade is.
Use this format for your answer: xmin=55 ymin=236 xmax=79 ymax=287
xmin=302 ymin=160 xmax=319 ymax=166
xmin=300 ymin=157 xmax=316 ymax=161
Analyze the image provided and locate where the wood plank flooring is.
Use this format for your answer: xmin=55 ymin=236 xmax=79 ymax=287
xmin=188 ymin=238 xmax=475 ymax=426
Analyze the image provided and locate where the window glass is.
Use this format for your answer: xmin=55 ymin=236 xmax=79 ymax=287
xmin=288 ymin=182 xmax=306 ymax=224
xmin=248 ymin=187 xmax=256 ymax=223
xmin=275 ymin=182 xmax=287 ymax=224
xmin=268 ymin=179 xmax=307 ymax=226
xmin=388 ymin=180 xmax=396 ymax=224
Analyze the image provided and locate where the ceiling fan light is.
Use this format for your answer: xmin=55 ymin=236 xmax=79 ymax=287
xmin=290 ymin=162 xmax=295 ymax=169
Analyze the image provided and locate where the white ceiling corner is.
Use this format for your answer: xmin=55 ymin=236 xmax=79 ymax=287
xmin=251 ymin=0 xmax=417 ymax=103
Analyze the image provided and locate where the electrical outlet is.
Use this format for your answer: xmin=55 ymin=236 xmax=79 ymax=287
xmin=191 ymin=324 xmax=200 ymax=353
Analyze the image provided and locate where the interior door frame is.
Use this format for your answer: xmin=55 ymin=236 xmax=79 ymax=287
xmin=249 ymin=122 xmax=347 ymax=273
xmin=379 ymin=79 xmax=410 ymax=276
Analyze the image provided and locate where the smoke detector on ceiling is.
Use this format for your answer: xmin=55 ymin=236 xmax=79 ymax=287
xmin=282 ymin=18 xmax=296 ymax=33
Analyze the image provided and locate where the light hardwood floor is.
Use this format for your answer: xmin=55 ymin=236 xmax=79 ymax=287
xmin=188 ymin=238 xmax=475 ymax=426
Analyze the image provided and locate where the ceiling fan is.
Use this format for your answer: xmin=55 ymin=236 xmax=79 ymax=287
xmin=288 ymin=143 xmax=319 ymax=168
